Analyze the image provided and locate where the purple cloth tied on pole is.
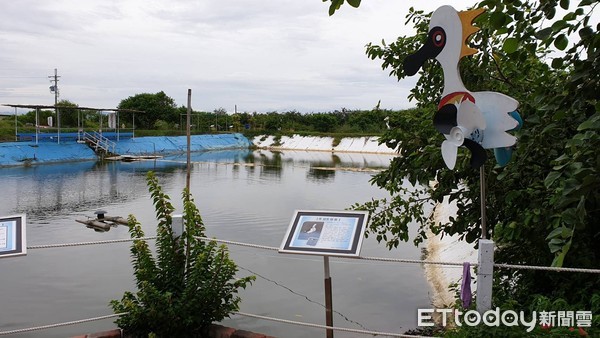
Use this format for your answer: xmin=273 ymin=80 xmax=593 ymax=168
xmin=461 ymin=262 xmax=472 ymax=308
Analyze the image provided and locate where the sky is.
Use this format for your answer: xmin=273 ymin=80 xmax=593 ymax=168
xmin=1 ymin=0 xmax=478 ymax=114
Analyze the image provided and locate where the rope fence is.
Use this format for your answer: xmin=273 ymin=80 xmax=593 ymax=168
xmin=0 ymin=311 xmax=431 ymax=338
xmin=195 ymin=236 xmax=600 ymax=274
xmin=27 ymin=236 xmax=157 ymax=250
xmin=23 ymin=235 xmax=600 ymax=273
xmin=233 ymin=312 xmax=436 ymax=338
xmin=5 ymin=234 xmax=598 ymax=336
xmin=0 ymin=314 xmax=125 ymax=336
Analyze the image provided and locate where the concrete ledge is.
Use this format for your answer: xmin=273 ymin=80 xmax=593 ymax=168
xmin=251 ymin=134 xmax=397 ymax=154
xmin=73 ymin=325 xmax=273 ymax=338
xmin=72 ymin=329 xmax=122 ymax=338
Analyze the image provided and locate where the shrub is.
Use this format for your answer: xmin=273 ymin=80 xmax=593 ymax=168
xmin=110 ymin=172 xmax=254 ymax=337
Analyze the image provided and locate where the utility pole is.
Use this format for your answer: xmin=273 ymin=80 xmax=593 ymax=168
xmin=48 ymin=68 xmax=60 ymax=143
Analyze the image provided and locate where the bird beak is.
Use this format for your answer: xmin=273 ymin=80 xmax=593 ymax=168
xmin=403 ymin=29 xmax=444 ymax=76
xmin=458 ymin=8 xmax=486 ymax=58
xmin=403 ymin=41 xmax=435 ymax=76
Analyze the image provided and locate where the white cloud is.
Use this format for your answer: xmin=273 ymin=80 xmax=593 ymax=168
xmin=0 ymin=0 xmax=478 ymax=114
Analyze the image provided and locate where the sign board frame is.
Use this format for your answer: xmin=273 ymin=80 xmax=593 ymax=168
xmin=0 ymin=214 xmax=27 ymax=258
xmin=279 ymin=210 xmax=368 ymax=257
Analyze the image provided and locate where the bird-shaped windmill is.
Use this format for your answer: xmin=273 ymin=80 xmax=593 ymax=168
xmin=402 ymin=5 xmax=523 ymax=238
xmin=403 ymin=5 xmax=522 ymax=170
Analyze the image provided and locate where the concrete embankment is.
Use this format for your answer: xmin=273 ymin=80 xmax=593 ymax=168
xmin=252 ymin=135 xmax=397 ymax=154
xmin=0 ymin=133 xmax=251 ymax=167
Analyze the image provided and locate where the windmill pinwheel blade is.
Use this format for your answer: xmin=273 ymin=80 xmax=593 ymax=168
xmin=494 ymin=147 xmax=514 ymax=167
xmin=457 ymin=100 xmax=486 ymax=130
xmin=481 ymin=130 xmax=517 ymax=149
xmin=463 ymin=139 xmax=487 ymax=168
xmin=441 ymin=139 xmax=458 ymax=169
xmin=433 ymin=104 xmax=458 ymax=134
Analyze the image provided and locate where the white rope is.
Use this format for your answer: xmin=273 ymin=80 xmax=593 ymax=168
xmin=494 ymin=263 xmax=600 ymax=274
xmin=196 ymin=236 xmax=279 ymax=251
xmin=0 ymin=313 xmax=125 ymax=336
xmin=358 ymin=255 xmax=470 ymax=267
xmin=195 ymin=236 xmax=600 ymax=273
xmin=24 ymin=235 xmax=600 ymax=273
xmin=233 ymin=312 xmax=436 ymax=338
xmin=195 ymin=236 xmax=472 ymax=267
xmin=27 ymin=236 xmax=157 ymax=249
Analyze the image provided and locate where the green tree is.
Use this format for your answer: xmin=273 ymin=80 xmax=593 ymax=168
xmin=55 ymin=99 xmax=79 ymax=128
xmin=111 ymin=172 xmax=254 ymax=337
xmin=213 ymin=107 xmax=228 ymax=131
xmin=18 ymin=109 xmax=53 ymax=126
xmin=118 ymin=91 xmax=178 ymax=129
xmin=307 ymin=113 xmax=338 ymax=132
xmin=329 ymin=0 xmax=600 ymax=308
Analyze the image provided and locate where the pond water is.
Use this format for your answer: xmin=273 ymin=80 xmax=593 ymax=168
xmin=0 ymin=149 xmax=433 ymax=338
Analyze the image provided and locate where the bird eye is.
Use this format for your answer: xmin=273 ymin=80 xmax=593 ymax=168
xmin=430 ymin=27 xmax=445 ymax=48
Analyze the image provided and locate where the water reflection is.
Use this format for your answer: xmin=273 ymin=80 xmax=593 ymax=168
xmin=307 ymin=166 xmax=336 ymax=182
xmin=258 ymin=151 xmax=283 ymax=178
xmin=0 ymin=159 xmax=188 ymax=220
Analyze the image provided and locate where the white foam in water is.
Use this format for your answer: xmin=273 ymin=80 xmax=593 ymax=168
xmin=425 ymin=197 xmax=477 ymax=309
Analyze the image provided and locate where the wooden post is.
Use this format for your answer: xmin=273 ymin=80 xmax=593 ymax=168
xmin=186 ymin=89 xmax=192 ymax=192
xmin=14 ymin=107 xmax=17 ymax=141
xmin=324 ymin=256 xmax=333 ymax=338
xmin=35 ymin=107 xmax=39 ymax=144
xmin=476 ymin=239 xmax=494 ymax=313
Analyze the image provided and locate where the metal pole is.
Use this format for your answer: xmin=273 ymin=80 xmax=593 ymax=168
xmin=35 ymin=108 xmax=39 ymax=145
xmin=77 ymin=109 xmax=81 ymax=142
xmin=117 ymin=111 xmax=120 ymax=141
xmin=47 ymin=68 xmax=61 ymax=144
xmin=14 ymin=107 xmax=17 ymax=141
xmin=324 ymin=256 xmax=333 ymax=338
xmin=476 ymin=166 xmax=493 ymax=313
xmin=186 ymin=89 xmax=192 ymax=192
xmin=480 ymin=166 xmax=487 ymax=239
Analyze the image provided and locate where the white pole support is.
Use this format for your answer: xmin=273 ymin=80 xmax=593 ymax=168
xmin=172 ymin=214 xmax=184 ymax=238
xmin=476 ymin=239 xmax=494 ymax=313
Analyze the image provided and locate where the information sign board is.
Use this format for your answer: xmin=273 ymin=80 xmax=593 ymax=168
xmin=279 ymin=210 xmax=368 ymax=257
xmin=0 ymin=214 xmax=27 ymax=258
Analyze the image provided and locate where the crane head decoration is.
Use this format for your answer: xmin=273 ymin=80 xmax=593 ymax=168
xmin=403 ymin=5 xmax=523 ymax=170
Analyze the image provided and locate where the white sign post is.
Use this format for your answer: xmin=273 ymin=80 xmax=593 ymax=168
xmin=279 ymin=210 xmax=369 ymax=338
xmin=0 ymin=214 xmax=27 ymax=258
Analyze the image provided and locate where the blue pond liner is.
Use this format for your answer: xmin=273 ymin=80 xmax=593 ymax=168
xmin=114 ymin=134 xmax=251 ymax=155
xmin=0 ymin=133 xmax=252 ymax=167
xmin=0 ymin=142 xmax=97 ymax=167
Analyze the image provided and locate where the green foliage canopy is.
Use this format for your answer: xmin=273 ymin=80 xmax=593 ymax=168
xmin=118 ymin=91 xmax=178 ymax=129
xmin=342 ymin=0 xmax=599 ymax=307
